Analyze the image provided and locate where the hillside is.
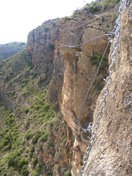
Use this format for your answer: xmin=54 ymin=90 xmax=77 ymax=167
xmin=0 ymin=42 xmax=26 ymax=62
xmin=0 ymin=0 xmax=131 ymax=176
xmin=0 ymin=49 xmax=72 ymax=176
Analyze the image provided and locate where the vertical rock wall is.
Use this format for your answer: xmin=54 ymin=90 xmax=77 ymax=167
xmin=60 ymin=14 xmax=110 ymax=176
xmin=83 ymin=3 xmax=132 ymax=176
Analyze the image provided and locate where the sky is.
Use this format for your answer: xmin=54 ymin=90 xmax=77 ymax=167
xmin=0 ymin=0 xmax=93 ymax=44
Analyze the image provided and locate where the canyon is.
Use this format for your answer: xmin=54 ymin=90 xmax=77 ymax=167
xmin=0 ymin=0 xmax=131 ymax=176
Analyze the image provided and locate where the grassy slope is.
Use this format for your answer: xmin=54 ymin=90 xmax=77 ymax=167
xmin=0 ymin=49 xmax=70 ymax=176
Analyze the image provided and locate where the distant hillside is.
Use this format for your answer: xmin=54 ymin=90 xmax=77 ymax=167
xmin=0 ymin=42 xmax=26 ymax=61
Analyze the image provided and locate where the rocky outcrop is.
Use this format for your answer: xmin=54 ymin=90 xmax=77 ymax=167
xmin=27 ymin=19 xmax=64 ymax=109
xmin=83 ymin=3 xmax=132 ymax=176
xmin=27 ymin=19 xmax=63 ymax=85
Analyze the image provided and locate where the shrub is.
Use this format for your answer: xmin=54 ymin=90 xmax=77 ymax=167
xmin=39 ymin=133 xmax=47 ymax=142
xmin=32 ymin=131 xmax=41 ymax=144
xmin=47 ymin=142 xmax=53 ymax=150
xmin=9 ymin=113 xmax=14 ymax=118
xmin=24 ymin=108 xmax=30 ymax=114
xmin=8 ymin=154 xmax=19 ymax=168
xmin=64 ymin=170 xmax=71 ymax=176
xmin=44 ymin=26 xmax=50 ymax=32
xmin=32 ymin=155 xmax=38 ymax=167
xmin=29 ymin=146 xmax=35 ymax=158
xmin=84 ymin=2 xmax=100 ymax=13
xmin=84 ymin=0 xmax=120 ymax=12
xmin=7 ymin=153 xmax=29 ymax=175
xmin=25 ymin=131 xmax=33 ymax=140
xmin=5 ymin=117 xmax=15 ymax=126
xmin=90 ymin=54 xmax=108 ymax=72
xmin=90 ymin=54 xmax=102 ymax=65
xmin=44 ymin=104 xmax=50 ymax=111
xmin=18 ymin=158 xmax=28 ymax=168
xmin=21 ymin=167 xmax=29 ymax=176
xmin=21 ymin=79 xmax=28 ymax=87
xmin=49 ymin=44 xmax=54 ymax=51
xmin=23 ymin=83 xmax=35 ymax=96
xmin=63 ymin=16 xmax=71 ymax=22
xmin=32 ymin=164 xmax=41 ymax=176
xmin=2 ymin=138 xmax=11 ymax=147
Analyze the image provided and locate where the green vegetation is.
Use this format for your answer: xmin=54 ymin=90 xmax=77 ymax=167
xmin=8 ymin=155 xmax=29 ymax=176
xmin=24 ymin=107 xmax=30 ymax=114
xmin=0 ymin=107 xmax=28 ymax=176
xmin=63 ymin=16 xmax=71 ymax=22
xmin=0 ymin=48 xmax=60 ymax=176
xmin=61 ymin=168 xmax=71 ymax=176
xmin=40 ymin=133 xmax=47 ymax=142
xmin=0 ymin=112 xmax=21 ymax=152
xmin=72 ymin=10 xmax=79 ymax=18
xmin=83 ymin=0 xmax=120 ymax=13
xmin=90 ymin=54 xmax=107 ymax=69
xmin=32 ymin=164 xmax=41 ymax=176
xmin=0 ymin=88 xmax=58 ymax=175
xmin=49 ymin=44 xmax=54 ymax=51
xmin=25 ymin=130 xmax=33 ymax=140
xmin=64 ymin=170 xmax=71 ymax=176
xmin=32 ymin=131 xmax=42 ymax=144
xmin=0 ymin=49 xmax=32 ymax=83
xmin=85 ymin=1 xmax=100 ymax=13
xmin=44 ymin=26 xmax=50 ymax=32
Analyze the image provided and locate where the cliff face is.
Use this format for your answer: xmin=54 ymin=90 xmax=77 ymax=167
xmin=26 ymin=2 xmax=122 ymax=175
xmin=27 ymin=19 xmax=62 ymax=83
xmin=60 ymin=24 xmax=108 ymax=176
xmin=27 ymin=19 xmax=64 ymax=109
xmin=59 ymin=6 xmax=117 ymax=176
xmin=26 ymin=6 xmax=114 ymax=175
xmin=83 ymin=3 xmax=132 ymax=176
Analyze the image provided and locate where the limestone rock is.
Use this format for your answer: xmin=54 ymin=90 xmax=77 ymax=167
xmin=83 ymin=4 xmax=132 ymax=176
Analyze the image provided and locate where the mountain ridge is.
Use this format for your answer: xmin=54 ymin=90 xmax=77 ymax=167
xmin=0 ymin=42 xmax=26 ymax=62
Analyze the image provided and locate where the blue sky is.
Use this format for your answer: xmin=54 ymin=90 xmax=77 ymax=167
xmin=0 ymin=0 xmax=93 ymax=43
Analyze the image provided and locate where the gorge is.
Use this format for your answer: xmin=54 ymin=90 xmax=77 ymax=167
xmin=0 ymin=0 xmax=131 ymax=176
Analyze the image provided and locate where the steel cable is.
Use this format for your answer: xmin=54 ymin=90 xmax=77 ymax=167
xmin=79 ymin=41 xmax=110 ymax=142
xmin=59 ymin=33 xmax=112 ymax=49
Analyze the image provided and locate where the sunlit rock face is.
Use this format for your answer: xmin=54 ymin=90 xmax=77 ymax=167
xmin=60 ymin=12 xmax=110 ymax=176
xmin=83 ymin=4 xmax=132 ymax=176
